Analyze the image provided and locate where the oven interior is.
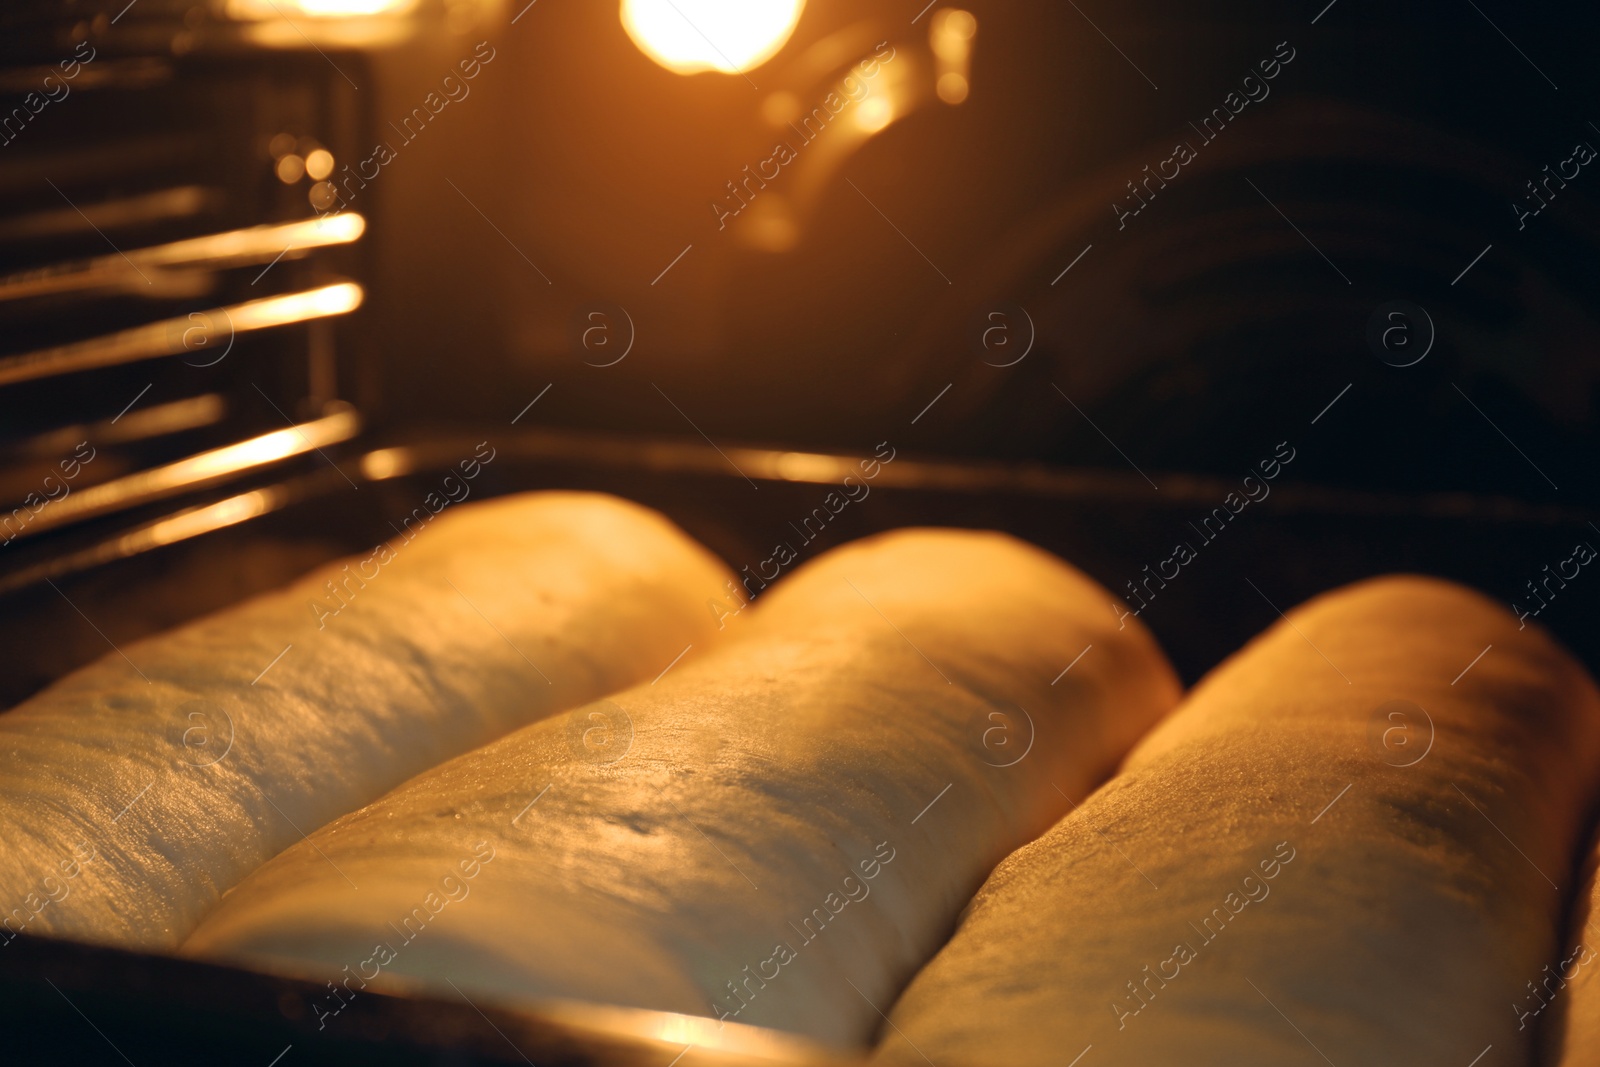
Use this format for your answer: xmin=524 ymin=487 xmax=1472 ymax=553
xmin=2 ymin=0 xmax=1598 ymax=1062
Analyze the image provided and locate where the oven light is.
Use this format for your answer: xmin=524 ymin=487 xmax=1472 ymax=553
xmin=621 ymin=0 xmax=805 ymax=75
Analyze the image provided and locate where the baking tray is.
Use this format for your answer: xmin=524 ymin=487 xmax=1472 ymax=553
xmin=2 ymin=426 xmax=1596 ymax=1065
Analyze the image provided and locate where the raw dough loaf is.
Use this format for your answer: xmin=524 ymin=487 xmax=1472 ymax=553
xmin=0 ymin=492 xmax=734 ymax=950
xmin=1538 ymin=822 xmax=1600 ymax=1063
xmin=873 ymin=575 xmax=1600 ymax=1067
xmin=180 ymin=528 xmax=1180 ymax=1047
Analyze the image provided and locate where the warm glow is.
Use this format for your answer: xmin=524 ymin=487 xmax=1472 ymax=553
xmin=291 ymin=0 xmax=409 ymax=11
xmin=230 ymin=282 xmax=364 ymax=331
xmin=360 ymin=447 xmax=413 ymax=481
xmin=0 ymin=281 xmax=364 ymax=389
xmin=275 ymin=155 xmax=305 ymax=183
xmin=761 ymin=90 xmax=801 ymax=126
xmin=936 ymin=72 xmax=969 ymax=104
xmin=136 ymin=490 xmax=280 ymax=552
xmin=855 ymin=96 xmax=894 ymax=133
xmin=772 ymin=451 xmax=848 ymax=482
xmin=933 ymin=7 xmax=977 ymax=43
xmin=174 ymin=407 xmax=360 ymax=488
xmin=229 ymin=0 xmax=417 ymax=16
xmin=187 ymin=427 xmax=312 ymax=482
xmin=653 ymin=1012 xmax=724 ymax=1046
xmin=930 ymin=8 xmax=976 ymax=106
xmin=305 ymin=149 xmax=336 ymax=180
xmin=621 ymin=0 xmax=805 ymax=74
xmin=34 ymin=407 xmax=359 ymax=538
